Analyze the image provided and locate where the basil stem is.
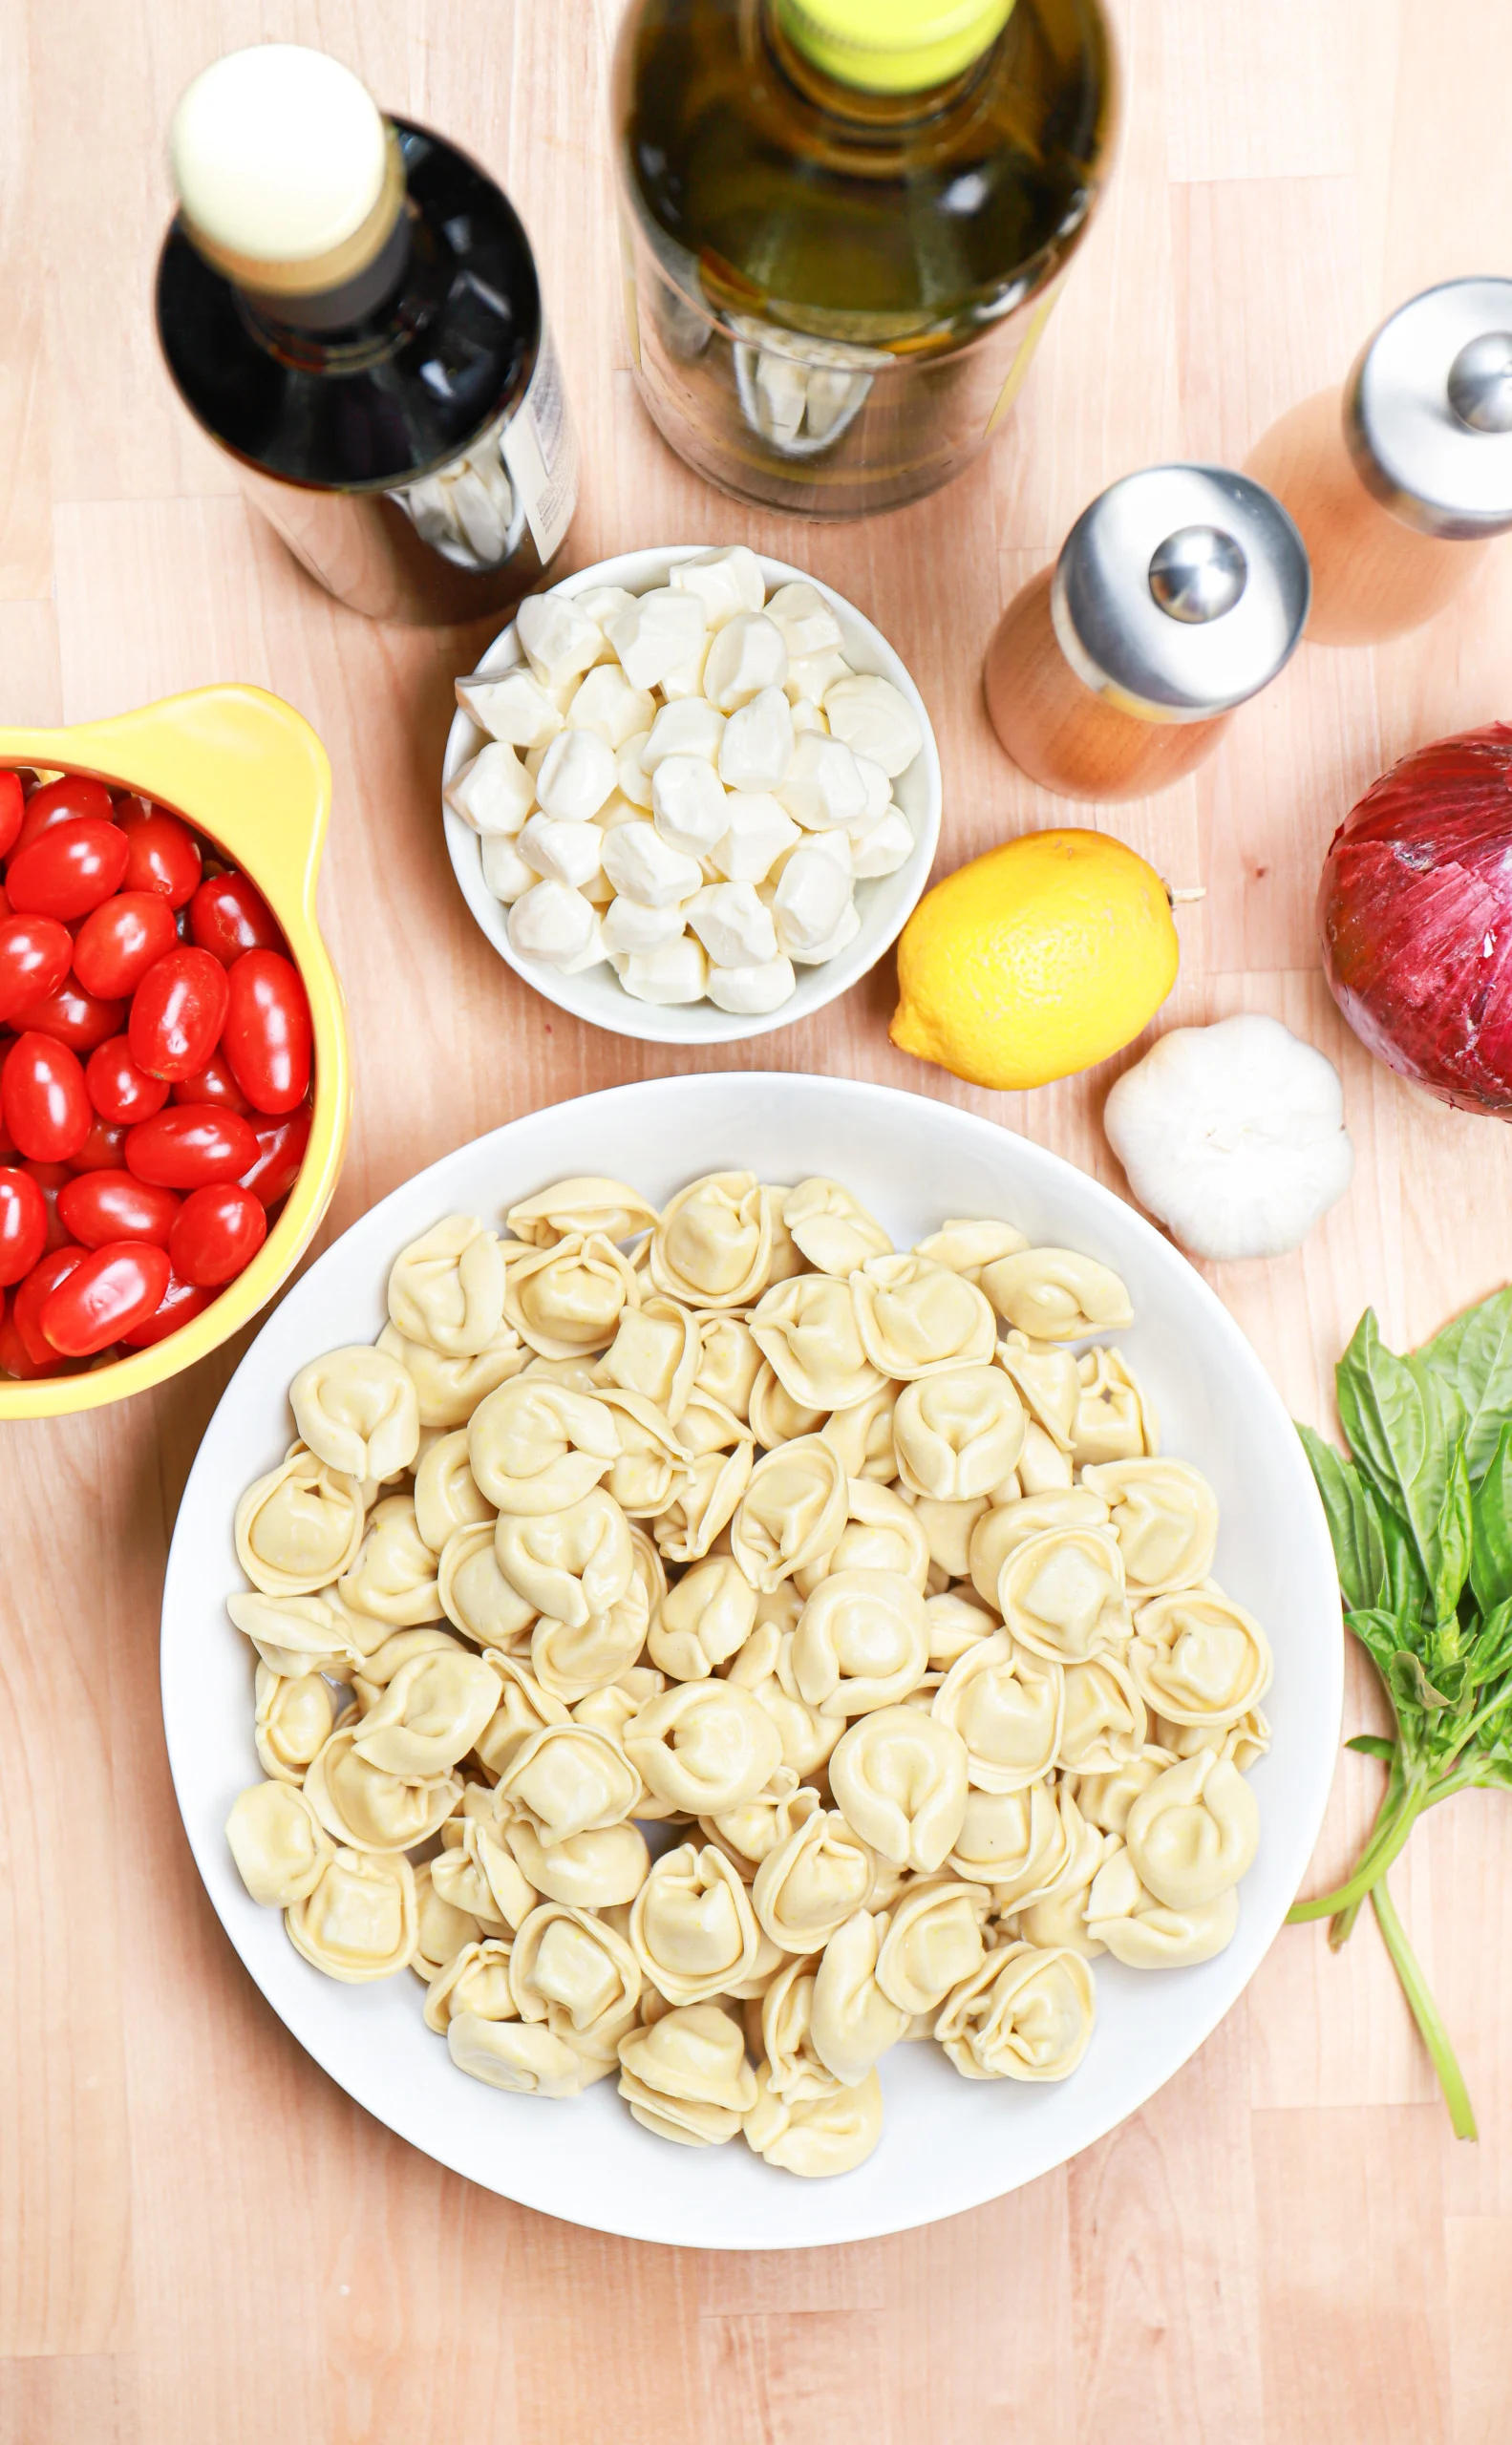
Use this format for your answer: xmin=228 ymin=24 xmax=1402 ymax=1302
xmin=1371 ymin=1878 xmax=1478 ymax=2140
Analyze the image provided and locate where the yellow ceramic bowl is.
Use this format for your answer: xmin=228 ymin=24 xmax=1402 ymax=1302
xmin=0 ymin=685 xmax=351 ymax=1419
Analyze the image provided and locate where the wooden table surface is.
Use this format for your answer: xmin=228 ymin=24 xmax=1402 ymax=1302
xmin=5 ymin=2 xmax=1512 ymax=2438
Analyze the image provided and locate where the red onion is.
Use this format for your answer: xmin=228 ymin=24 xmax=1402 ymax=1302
xmin=1318 ymin=723 xmax=1512 ymax=1115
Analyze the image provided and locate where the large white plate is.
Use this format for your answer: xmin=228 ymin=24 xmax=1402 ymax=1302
xmin=161 ymin=1074 xmax=1342 ymax=2251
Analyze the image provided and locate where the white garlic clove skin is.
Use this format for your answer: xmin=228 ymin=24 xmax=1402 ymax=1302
xmin=671 ymin=544 xmax=767 ymax=628
xmin=602 ymin=821 xmax=705 ymax=910
xmin=643 ymin=697 xmax=726 ymax=771
xmin=765 ymin=581 xmax=843 ymax=659
xmin=822 ymin=671 xmax=923 ymax=779
xmin=777 ymin=732 xmax=869 ymax=830
xmin=615 ymin=732 xmax=656 ymax=809
xmin=519 ymin=813 xmax=605 ymax=892
xmin=709 ymin=794 xmax=797 ymax=885
xmin=773 ymin=844 xmax=853 ymax=956
xmin=455 ymin=670 xmax=564 ymax=752
xmin=706 ymin=954 xmax=798 ymax=1015
xmin=507 ymin=880 xmax=600 ymax=968
xmin=480 ymin=834 xmax=536 ymax=904
xmin=703 ymin=613 xmax=790 ymax=712
xmin=534 ymin=728 xmax=616 ymax=821
xmin=788 ymin=901 xmax=861 ymax=967
xmin=618 ymin=934 xmax=709 ymax=1004
xmin=606 ymin=587 xmax=709 ymax=691
xmin=445 ymin=742 xmax=535 ymax=838
xmin=651 ymin=755 xmax=730 ymax=859
xmin=517 ymin=593 xmax=604 ymax=691
xmin=1103 ymin=1013 xmax=1354 ymax=1263
xmin=566 ymin=664 xmax=656 ymax=751
xmin=718 ymin=686 xmax=795 ymax=794
xmin=848 ymin=806 xmax=914 ymax=880
xmin=601 ymin=893 xmax=690 ymax=956
xmin=687 ymin=881 xmax=778 ymax=970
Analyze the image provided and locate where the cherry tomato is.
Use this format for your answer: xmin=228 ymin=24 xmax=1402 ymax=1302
xmin=8 ymin=979 xmax=126 ymax=1055
xmin=72 ymin=889 xmax=180 ymax=1000
xmin=119 ymin=1268 xmax=216 ymax=1349
xmin=125 ymin=1104 xmax=258 ymax=1189
xmin=0 ymin=771 xmax=23 ymax=861
xmin=85 ymin=1036 xmax=170 ymax=1126
xmin=68 ymin=1116 xmax=127 ymax=1173
xmin=2 ymin=1032 xmax=91 ymax=1162
xmin=173 ymin=1050 xmax=248 ymax=1114
xmin=13 ymin=775 xmax=116 ymax=858
xmin=128 ymin=946 xmax=229 ymax=1083
xmin=116 ymin=800 xmax=202 ymax=905
xmin=12 ymin=1245 xmax=86 ymax=1366
xmin=0 ymin=1165 xmax=47 ymax=1283
xmin=240 ymin=1102 xmax=311 ymax=1206
xmin=6 ymin=818 xmax=130 ymax=922
xmin=0 ymin=915 xmax=73 ymax=1024
xmin=0 ymin=884 xmax=10 ymax=920
xmin=58 ymin=1169 xmax=180 ymax=1250
xmin=0 ymin=1308 xmax=64 ymax=1378
xmin=40 ymin=1239 xmax=171 ymax=1355
xmin=21 ymin=1159 xmax=72 ymax=1254
xmin=168 ymin=1181 xmax=266 ymax=1286
xmin=222 ymin=950 xmax=311 ymax=1115
xmin=189 ymin=870 xmax=283 ymax=965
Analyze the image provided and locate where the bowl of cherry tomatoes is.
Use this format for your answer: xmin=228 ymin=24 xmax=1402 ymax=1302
xmin=0 ymin=684 xmax=350 ymax=1416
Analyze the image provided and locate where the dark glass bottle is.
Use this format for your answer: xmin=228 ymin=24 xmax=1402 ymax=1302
xmin=157 ymin=48 xmax=577 ymax=626
xmin=612 ymin=0 xmax=1115 ymax=518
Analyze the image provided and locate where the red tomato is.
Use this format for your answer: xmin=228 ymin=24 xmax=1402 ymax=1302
xmin=125 ymin=1104 xmax=258 ymax=1189
xmin=13 ymin=775 xmax=116 ymax=857
xmin=7 ymin=979 xmax=126 ymax=1055
xmin=58 ymin=1169 xmax=181 ymax=1249
xmin=2 ymin=1032 xmax=91 ymax=1161
xmin=22 ymin=1159 xmax=73 ymax=1254
xmin=0 ymin=771 xmax=23 ymax=860
xmin=67 ymin=1116 xmax=128 ymax=1173
xmin=0 ymin=1309 xmax=64 ymax=1377
xmin=0 ymin=915 xmax=73 ymax=1023
xmin=168 ymin=1182 xmax=266 ymax=1286
xmin=222 ymin=949 xmax=311 ymax=1115
xmin=173 ymin=1050 xmax=248 ymax=1113
xmin=40 ymin=1239 xmax=171 ymax=1355
xmin=116 ymin=801 xmax=202 ymax=905
xmin=0 ymin=1165 xmax=47 ymax=1283
xmin=189 ymin=870 xmax=283 ymax=965
xmin=240 ymin=1102 xmax=311 ymax=1206
xmin=12 ymin=1245 xmax=86 ymax=1365
xmin=85 ymin=1036 xmax=170 ymax=1126
xmin=0 ymin=884 xmax=9 ymax=919
xmin=6 ymin=819 xmax=130 ymax=922
xmin=128 ymin=946 xmax=229 ymax=1084
xmin=119 ymin=1268 xmax=216 ymax=1349
xmin=72 ymin=890 xmax=180 ymax=1000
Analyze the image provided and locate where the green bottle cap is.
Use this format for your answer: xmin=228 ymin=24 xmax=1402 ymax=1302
xmin=777 ymin=0 xmax=1018 ymax=93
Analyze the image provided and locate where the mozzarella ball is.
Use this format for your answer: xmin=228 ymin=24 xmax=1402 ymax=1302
xmin=602 ymin=821 xmax=705 ymax=909
xmin=703 ymin=613 xmax=790 ymax=712
xmin=607 ymin=588 xmax=708 ymax=690
xmin=651 ymin=756 xmax=729 ymax=858
xmin=536 ymin=728 xmax=616 ymax=821
xmin=617 ymin=934 xmax=709 ymax=1004
xmin=718 ymin=686 xmax=795 ymax=794
xmin=712 ymin=793 xmax=800 ymax=884
xmin=777 ymin=732 xmax=869 ymax=830
xmin=507 ymin=879 xmax=600 ymax=967
xmin=687 ymin=881 xmax=778 ymax=969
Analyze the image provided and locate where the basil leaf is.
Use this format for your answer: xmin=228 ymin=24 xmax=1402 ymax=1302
xmin=1433 ymin=1437 xmax=1474 ymax=1621
xmin=1468 ymin=1597 xmax=1512 ymax=1685
xmin=1346 ymin=1734 xmax=1397 ymax=1761
xmin=1297 ymin=1425 xmax=1388 ymax=1613
xmin=1377 ymin=1500 xmax=1430 ymax=1623
xmin=1471 ymin=1421 xmax=1512 ymax=1613
xmin=1335 ymin=1309 xmax=1465 ymax=1590
xmin=1419 ymin=1286 xmax=1512 ymax=1480
xmin=1348 ymin=1607 xmax=1414 ymax=1681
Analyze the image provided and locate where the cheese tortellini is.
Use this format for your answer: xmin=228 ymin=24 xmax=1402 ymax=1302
xmin=226 ymin=1165 xmax=1272 ymax=2179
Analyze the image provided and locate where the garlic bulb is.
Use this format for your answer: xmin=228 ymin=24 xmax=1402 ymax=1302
xmin=1103 ymin=1014 xmax=1353 ymax=1262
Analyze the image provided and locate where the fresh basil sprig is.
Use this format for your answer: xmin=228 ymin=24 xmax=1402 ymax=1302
xmin=1294 ymin=1287 xmax=1512 ymax=2138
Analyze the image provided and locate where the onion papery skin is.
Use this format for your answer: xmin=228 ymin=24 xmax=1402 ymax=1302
xmin=1318 ymin=723 xmax=1512 ymax=1116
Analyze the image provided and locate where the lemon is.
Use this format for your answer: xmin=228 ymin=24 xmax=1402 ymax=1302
xmin=890 ymin=828 xmax=1179 ymax=1091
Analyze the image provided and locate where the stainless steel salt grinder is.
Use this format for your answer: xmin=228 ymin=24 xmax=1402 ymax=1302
xmin=1246 ymin=277 xmax=1512 ymax=646
xmin=984 ymin=464 xmax=1312 ymax=800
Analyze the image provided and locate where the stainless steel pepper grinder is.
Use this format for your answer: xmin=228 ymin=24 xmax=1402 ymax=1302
xmin=983 ymin=464 xmax=1311 ymax=800
xmin=1246 ymin=278 xmax=1512 ymax=647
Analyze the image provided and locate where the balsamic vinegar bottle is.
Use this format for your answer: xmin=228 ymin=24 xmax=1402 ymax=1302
xmin=157 ymin=45 xmax=578 ymax=626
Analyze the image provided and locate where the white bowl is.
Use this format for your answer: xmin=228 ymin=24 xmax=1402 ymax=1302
xmin=441 ymin=548 xmax=943 ymax=1045
xmin=160 ymin=1074 xmax=1342 ymax=2252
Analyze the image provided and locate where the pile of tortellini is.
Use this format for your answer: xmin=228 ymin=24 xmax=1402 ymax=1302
xmin=224 ymin=1170 xmax=1273 ymax=2181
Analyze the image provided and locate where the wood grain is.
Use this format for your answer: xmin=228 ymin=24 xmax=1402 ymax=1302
xmin=3 ymin=0 xmax=1511 ymax=2437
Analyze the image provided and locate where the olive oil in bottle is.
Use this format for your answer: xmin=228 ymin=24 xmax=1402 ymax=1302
xmin=612 ymin=0 xmax=1115 ymax=518
xmin=157 ymin=45 xmax=578 ymax=625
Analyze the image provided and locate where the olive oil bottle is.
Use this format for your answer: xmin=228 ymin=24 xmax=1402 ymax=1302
xmin=612 ymin=0 xmax=1115 ymax=518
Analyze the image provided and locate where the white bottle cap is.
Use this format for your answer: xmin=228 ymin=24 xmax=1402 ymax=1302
xmin=169 ymin=44 xmax=400 ymax=294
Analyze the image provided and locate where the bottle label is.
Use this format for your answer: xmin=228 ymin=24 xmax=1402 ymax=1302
xmin=502 ymin=321 xmax=579 ymax=565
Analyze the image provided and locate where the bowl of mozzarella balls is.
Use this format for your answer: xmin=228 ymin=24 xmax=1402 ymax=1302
xmin=441 ymin=547 xmax=941 ymax=1042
